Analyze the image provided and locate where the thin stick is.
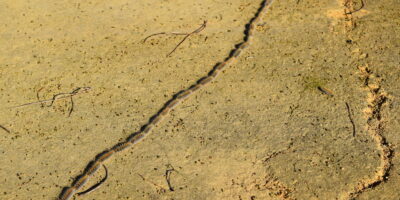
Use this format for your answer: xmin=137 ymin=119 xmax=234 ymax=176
xmin=68 ymin=96 xmax=74 ymax=117
xmin=317 ymin=86 xmax=334 ymax=97
xmin=36 ymin=87 xmax=45 ymax=107
xmin=143 ymin=32 xmax=188 ymax=43
xmin=10 ymin=87 xmax=91 ymax=109
xmin=137 ymin=173 xmax=167 ymax=191
xmin=345 ymin=102 xmax=356 ymax=137
xmin=165 ymin=165 xmax=175 ymax=191
xmin=77 ymin=165 xmax=108 ymax=196
xmin=143 ymin=21 xmax=207 ymax=57
xmin=167 ymin=20 xmax=207 ymax=57
xmin=0 ymin=124 xmax=10 ymax=133
xmin=345 ymin=0 xmax=364 ymax=14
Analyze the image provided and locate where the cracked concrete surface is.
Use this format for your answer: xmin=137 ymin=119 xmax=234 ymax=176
xmin=0 ymin=0 xmax=399 ymax=199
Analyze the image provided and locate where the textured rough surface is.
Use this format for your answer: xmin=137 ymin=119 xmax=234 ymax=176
xmin=0 ymin=0 xmax=399 ymax=199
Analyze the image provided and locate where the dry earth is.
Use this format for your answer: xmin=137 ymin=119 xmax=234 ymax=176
xmin=0 ymin=0 xmax=399 ymax=199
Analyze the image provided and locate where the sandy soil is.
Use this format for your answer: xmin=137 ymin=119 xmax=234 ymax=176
xmin=0 ymin=0 xmax=399 ymax=199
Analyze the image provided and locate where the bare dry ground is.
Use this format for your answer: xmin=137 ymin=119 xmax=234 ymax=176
xmin=0 ymin=0 xmax=399 ymax=199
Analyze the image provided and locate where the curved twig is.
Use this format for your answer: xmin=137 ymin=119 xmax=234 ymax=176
xmin=77 ymin=164 xmax=108 ymax=196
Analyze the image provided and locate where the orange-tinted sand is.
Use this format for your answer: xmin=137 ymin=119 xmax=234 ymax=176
xmin=0 ymin=0 xmax=399 ymax=199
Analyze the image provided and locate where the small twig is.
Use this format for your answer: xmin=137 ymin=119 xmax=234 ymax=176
xmin=77 ymin=164 xmax=108 ymax=196
xmin=317 ymin=86 xmax=334 ymax=97
xmin=345 ymin=0 xmax=364 ymax=14
xmin=167 ymin=21 xmax=207 ymax=57
xmin=36 ymin=87 xmax=45 ymax=108
xmin=11 ymin=87 xmax=91 ymax=116
xmin=46 ymin=92 xmax=72 ymax=107
xmin=143 ymin=32 xmax=188 ymax=43
xmin=0 ymin=124 xmax=10 ymax=133
xmin=165 ymin=164 xmax=176 ymax=191
xmin=50 ymin=87 xmax=90 ymax=117
xmin=68 ymin=95 xmax=74 ymax=117
xmin=143 ymin=20 xmax=207 ymax=57
xmin=12 ymin=87 xmax=90 ymax=108
xmin=137 ymin=173 xmax=167 ymax=192
xmin=345 ymin=102 xmax=356 ymax=137
xmin=47 ymin=87 xmax=89 ymax=107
